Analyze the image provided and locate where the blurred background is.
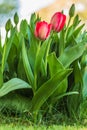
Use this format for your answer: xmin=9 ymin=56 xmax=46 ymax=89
xmin=0 ymin=0 xmax=87 ymax=42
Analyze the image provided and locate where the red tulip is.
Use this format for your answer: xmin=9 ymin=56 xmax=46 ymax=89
xmin=34 ymin=21 xmax=52 ymax=40
xmin=50 ymin=12 xmax=66 ymax=32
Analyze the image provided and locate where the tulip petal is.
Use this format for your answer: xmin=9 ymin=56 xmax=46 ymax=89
xmin=38 ymin=21 xmax=48 ymax=40
xmin=50 ymin=12 xmax=66 ymax=32
xmin=57 ymin=14 xmax=66 ymax=32
xmin=46 ymin=24 xmax=52 ymax=38
xmin=34 ymin=21 xmax=51 ymax=40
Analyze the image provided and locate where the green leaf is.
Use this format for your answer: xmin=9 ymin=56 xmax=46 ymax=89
xmin=0 ymin=78 xmax=31 ymax=97
xmin=58 ymin=42 xmax=85 ymax=68
xmin=31 ymin=69 xmax=71 ymax=112
xmin=17 ymin=55 xmax=27 ymax=81
xmin=30 ymin=13 xmax=41 ymax=31
xmin=47 ymin=53 xmax=68 ymax=97
xmin=66 ymin=24 xmax=84 ymax=46
xmin=83 ymin=67 xmax=87 ymax=99
xmin=73 ymin=60 xmax=83 ymax=84
xmin=7 ymin=44 xmax=17 ymax=75
xmin=35 ymin=38 xmax=51 ymax=76
xmin=73 ymin=24 xmax=85 ymax=38
xmin=28 ymin=26 xmax=38 ymax=72
xmin=22 ymin=41 xmax=34 ymax=87
xmin=1 ymin=28 xmax=15 ymax=73
xmin=65 ymin=25 xmax=74 ymax=41
xmin=59 ymin=29 xmax=65 ymax=55
xmin=0 ymin=68 xmax=3 ymax=87
xmin=67 ymin=83 xmax=83 ymax=118
xmin=67 ymin=61 xmax=83 ymax=119
xmin=0 ymin=33 xmax=2 ymax=54
xmin=73 ymin=14 xmax=80 ymax=28
xmin=0 ymin=93 xmax=31 ymax=113
xmin=20 ymin=20 xmax=28 ymax=38
xmin=30 ymin=13 xmax=37 ymax=31
xmin=34 ymin=38 xmax=51 ymax=91
xmin=47 ymin=52 xmax=64 ymax=77
xmin=52 ymin=91 xmax=79 ymax=104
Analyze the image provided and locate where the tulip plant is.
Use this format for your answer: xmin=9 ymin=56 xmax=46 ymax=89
xmin=0 ymin=4 xmax=87 ymax=122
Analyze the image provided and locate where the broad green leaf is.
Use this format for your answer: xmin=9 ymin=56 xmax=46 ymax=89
xmin=73 ymin=14 xmax=80 ymax=28
xmin=30 ymin=13 xmax=37 ymax=31
xmin=34 ymin=38 xmax=51 ymax=90
xmin=13 ymin=33 xmax=19 ymax=48
xmin=17 ymin=55 xmax=27 ymax=81
xmin=1 ymin=28 xmax=15 ymax=73
xmin=0 ymin=68 xmax=3 ymax=87
xmin=73 ymin=24 xmax=85 ymax=38
xmin=59 ymin=29 xmax=65 ymax=55
xmin=22 ymin=41 xmax=34 ymax=87
xmin=28 ymin=42 xmax=38 ymax=73
xmin=0 ymin=52 xmax=2 ymax=65
xmin=47 ymin=52 xmax=64 ymax=77
xmin=31 ymin=69 xmax=71 ymax=112
xmin=35 ymin=38 xmax=51 ymax=76
xmin=73 ymin=60 xmax=83 ymax=84
xmin=48 ymin=53 xmax=68 ymax=97
xmin=83 ymin=67 xmax=87 ymax=99
xmin=0 ymin=78 xmax=31 ymax=97
xmin=20 ymin=20 xmax=32 ymax=42
xmin=0 ymin=33 xmax=2 ymax=54
xmin=20 ymin=20 xmax=28 ymax=38
xmin=58 ymin=42 xmax=85 ymax=68
xmin=30 ymin=13 xmax=41 ymax=31
xmin=53 ymin=79 xmax=68 ymax=97
xmin=66 ymin=25 xmax=74 ymax=42
xmin=7 ymin=44 xmax=17 ymax=75
xmin=28 ymin=26 xmax=38 ymax=72
xmin=66 ymin=24 xmax=84 ymax=46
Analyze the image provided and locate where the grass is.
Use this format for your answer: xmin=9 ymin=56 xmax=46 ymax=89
xmin=0 ymin=102 xmax=87 ymax=130
xmin=0 ymin=112 xmax=87 ymax=130
xmin=0 ymin=124 xmax=86 ymax=130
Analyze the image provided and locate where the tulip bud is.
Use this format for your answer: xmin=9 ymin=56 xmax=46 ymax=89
xmin=34 ymin=21 xmax=52 ymax=40
xmin=5 ymin=19 xmax=12 ymax=32
xmin=50 ymin=12 xmax=66 ymax=32
xmin=14 ymin=12 xmax=19 ymax=25
xmin=69 ymin=4 xmax=75 ymax=18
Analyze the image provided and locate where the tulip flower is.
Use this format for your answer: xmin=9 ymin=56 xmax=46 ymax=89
xmin=50 ymin=12 xmax=66 ymax=32
xmin=34 ymin=21 xmax=52 ymax=40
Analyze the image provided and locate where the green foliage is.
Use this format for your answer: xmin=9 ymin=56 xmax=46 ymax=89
xmin=0 ymin=4 xmax=87 ymax=122
xmin=82 ymin=67 xmax=87 ymax=99
xmin=22 ymin=40 xmax=34 ymax=87
xmin=0 ymin=93 xmax=31 ymax=114
xmin=1 ymin=28 xmax=15 ymax=73
xmin=0 ymin=78 xmax=31 ymax=97
xmin=31 ymin=69 xmax=71 ymax=112
xmin=0 ymin=68 xmax=3 ymax=87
